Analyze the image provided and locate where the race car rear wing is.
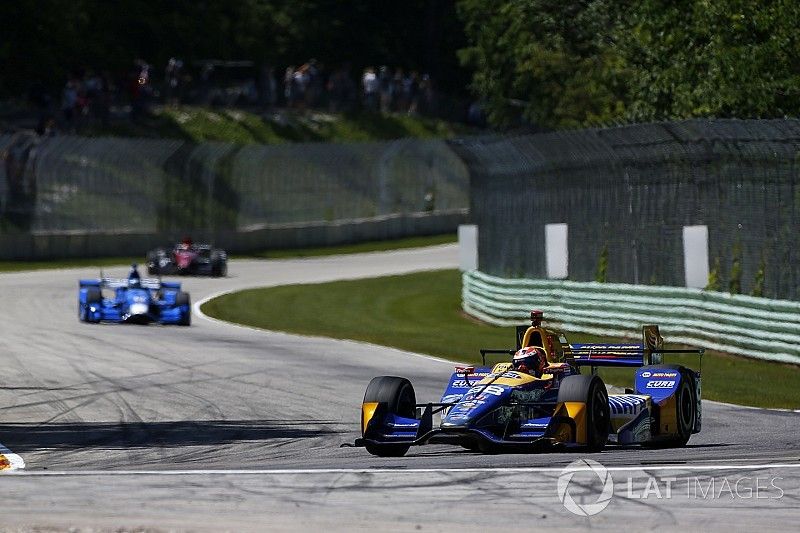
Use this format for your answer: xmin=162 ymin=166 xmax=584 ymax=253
xmin=568 ymin=325 xmax=704 ymax=368
xmin=79 ymin=278 xmax=180 ymax=290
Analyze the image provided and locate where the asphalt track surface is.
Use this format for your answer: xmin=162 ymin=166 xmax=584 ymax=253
xmin=0 ymin=244 xmax=798 ymax=531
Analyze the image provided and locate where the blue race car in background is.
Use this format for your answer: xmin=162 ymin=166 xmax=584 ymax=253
xmin=78 ymin=265 xmax=191 ymax=326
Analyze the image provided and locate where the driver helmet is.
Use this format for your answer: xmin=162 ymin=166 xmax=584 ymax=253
xmin=128 ymin=263 xmax=141 ymax=286
xmin=512 ymin=346 xmax=547 ymax=377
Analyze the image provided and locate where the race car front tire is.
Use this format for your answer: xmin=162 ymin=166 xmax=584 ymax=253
xmin=362 ymin=376 xmax=416 ymax=457
xmin=80 ymin=287 xmax=102 ymax=323
xmin=557 ymin=374 xmax=610 ymax=451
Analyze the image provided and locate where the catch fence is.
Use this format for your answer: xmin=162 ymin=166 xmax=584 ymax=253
xmin=0 ymin=133 xmax=468 ymax=235
xmin=450 ymin=119 xmax=800 ymax=301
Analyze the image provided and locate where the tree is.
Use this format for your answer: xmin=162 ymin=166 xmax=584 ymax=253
xmin=456 ymin=0 xmax=629 ymax=129
xmin=620 ymin=0 xmax=800 ymax=120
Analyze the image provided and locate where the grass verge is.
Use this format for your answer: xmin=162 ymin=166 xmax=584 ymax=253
xmin=201 ymin=269 xmax=800 ymax=409
xmin=83 ymin=107 xmax=471 ymax=144
xmin=0 ymin=233 xmax=456 ymax=273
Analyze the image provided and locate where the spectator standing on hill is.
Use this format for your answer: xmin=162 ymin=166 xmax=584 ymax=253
xmin=305 ymin=59 xmax=323 ymax=108
xmin=293 ymin=65 xmax=310 ymax=109
xmin=391 ymin=68 xmax=405 ymax=111
xmin=284 ymin=66 xmax=296 ymax=107
xmin=419 ymin=73 xmax=435 ymax=115
xmin=404 ymin=71 xmax=420 ymax=114
xmin=378 ymin=66 xmax=392 ymax=113
xmin=362 ymin=67 xmax=379 ymax=111
xmin=259 ymin=65 xmax=277 ymax=109
xmin=164 ymin=57 xmax=183 ymax=106
xmin=61 ymin=78 xmax=79 ymax=131
xmin=328 ymin=65 xmax=354 ymax=112
xmin=130 ymin=60 xmax=152 ymax=119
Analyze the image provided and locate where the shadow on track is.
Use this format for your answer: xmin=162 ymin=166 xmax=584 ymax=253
xmin=0 ymin=420 xmax=340 ymax=452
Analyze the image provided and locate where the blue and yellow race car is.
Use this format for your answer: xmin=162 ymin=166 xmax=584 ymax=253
xmin=355 ymin=311 xmax=703 ymax=456
xmin=78 ymin=265 xmax=191 ymax=326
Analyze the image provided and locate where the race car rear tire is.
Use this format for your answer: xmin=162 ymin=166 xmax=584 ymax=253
xmin=80 ymin=287 xmax=102 ymax=323
xmin=642 ymin=364 xmax=696 ymax=447
xmin=362 ymin=376 xmax=416 ymax=457
xmin=175 ymin=292 xmax=191 ymax=326
xmin=557 ymin=374 xmax=610 ymax=452
xmin=210 ymin=251 xmax=227 ymax=277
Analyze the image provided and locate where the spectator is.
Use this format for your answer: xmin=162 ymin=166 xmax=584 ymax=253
xmin=305 ymin=59 xmax=323 ymax=108
xmin=328 ymin=65 xmax=355 ymax=112
xmin=259 ymin=65 xmax=277 ymax=109
xmin=130 ymin=59 xmax=152 ymax=119
xmin=164 ymin=57 xmax=184 ymax=106
xmin=362 ymin=67 xmax=379 ymax=111
xmin=293 ymin=65 xmax=310 ymax=109
xmin=404 ymin=71 xmax=420 ymax=115
xmin=378 ymin=66 xmax=392 ymax=113
xmin=419 ymin=73 xmax=435 ymax=115
xmin=284 ymin=66 xmax=296 ymax=107
xmin=391 ymin=68 xmax=404 ymax=111
xmin=61 ymin=78 xmax=79 ymax=131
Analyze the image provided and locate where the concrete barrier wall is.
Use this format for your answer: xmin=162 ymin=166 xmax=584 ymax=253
xmin=0 ymin=209 xmax=467 ymax=260
xmin=462 ymin=269 xmax=800 ymax=365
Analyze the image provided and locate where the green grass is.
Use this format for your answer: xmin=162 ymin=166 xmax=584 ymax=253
xmin=201 ymin=269 xmax=800 ymax=409
xmin=242 ymin=234 xmax=456 ymax=259
xmin=0 ymin=233 xmax=456 ymax=273
xmin=0 ymin=256 xmax=143 ymax=273
xmin=83 ymin=106 xmax=470 ymax=144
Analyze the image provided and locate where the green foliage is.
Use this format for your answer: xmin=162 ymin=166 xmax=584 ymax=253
xmin=729 ymin=240 xmax=742 ymax=294
xmin=457 ymin=0 xmax=800 ymax=128
xmin=706 ymin=257 xmax=722 ymax=292
xmin=751 ymin=256 xmax=766 ymax=297
xmin=595 ymin=243 xmax=609 ymax=283
xmin=621 ymin=0 xmax=800 ymax=121
xmin=456 ymin=0 xmax=629 ymax=129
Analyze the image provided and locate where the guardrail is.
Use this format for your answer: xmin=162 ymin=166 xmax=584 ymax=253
xmin=462 ymin=269 xmax=800 ymax=365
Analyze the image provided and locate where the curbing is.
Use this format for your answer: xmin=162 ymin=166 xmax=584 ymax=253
xmin=463 ymin=270 xmax=800 ymax=365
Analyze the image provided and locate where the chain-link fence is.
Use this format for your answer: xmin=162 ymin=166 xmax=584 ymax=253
xmin=0 ymin=134 xmax=468 ymax=234
xmin=450 ymin=119 xmax=800 ymax=301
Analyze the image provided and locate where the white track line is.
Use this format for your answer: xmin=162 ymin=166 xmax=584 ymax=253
xmin=193 ymin=289 xmax=463 ymax=368
xmin=6 ymin=463 xmax=800 ymax=476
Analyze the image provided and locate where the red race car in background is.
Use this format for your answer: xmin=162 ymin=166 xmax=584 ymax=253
xmin=146 ymin=238 xmax=227 ymax=277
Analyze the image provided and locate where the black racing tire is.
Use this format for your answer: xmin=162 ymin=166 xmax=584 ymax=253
xmin=175 ymin=292 xmax=191 ymax=326
xmin=557 ymin=374 xmax=610 ymax=452
xmin=210 ymin=250 xmax=227 ymax=277
xmin=80 ymin=287 xmax=102 ymax=322
xmin=642 ymin=364 xmax=696 ymax=447
xmin=362 ymin=376 xmax=416 ymax=457
xmin=460 ymin=441 xmax=480 ymax=452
